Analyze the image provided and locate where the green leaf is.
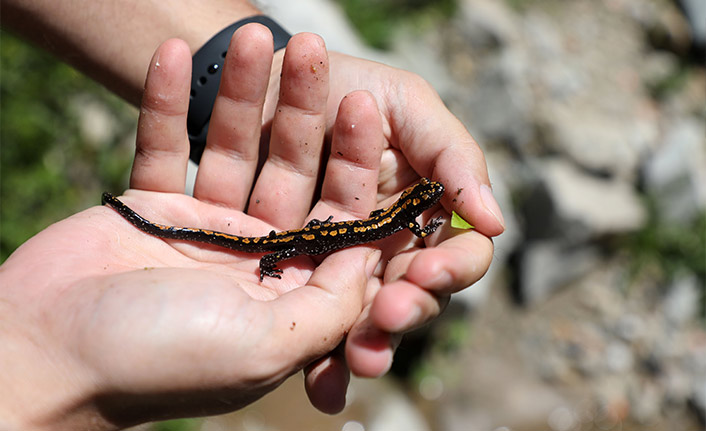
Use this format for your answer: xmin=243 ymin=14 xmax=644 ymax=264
xmin=451 ymin=211 xmax=474 ymax=230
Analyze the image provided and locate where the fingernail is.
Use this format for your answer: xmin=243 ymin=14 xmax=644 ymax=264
xmin=480 ymin=184 xmax=506 ymax=230
xmin=399 ymin=305 xmax=422 ymax=331
xmin=366 ymin=250 xmax=381 ymax=277
xmin=423 ymin=270 xmax=453 ymax=290
xmin=375 ymin=351 xmax=394 ymax=378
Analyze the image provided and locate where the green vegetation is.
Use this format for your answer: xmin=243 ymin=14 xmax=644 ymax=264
xmin=410 ymin=315 xmax=470 ymax=386
xmin=622 ymin=198 xmax=706 ymax=317
xmin=150 ymin=418 xmax=201 ymax=431
xmin=1 ymin=32 xmax=135 ymax=261
xmin=332 ymin=0 xmax=457 ymax=49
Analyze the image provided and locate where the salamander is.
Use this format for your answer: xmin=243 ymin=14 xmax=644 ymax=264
xmin=102 ymin=177 xmax=445 ymax=281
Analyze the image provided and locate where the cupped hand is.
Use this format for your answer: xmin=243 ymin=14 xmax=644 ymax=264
xmin=132 ymin=24 xmax=499 ymax=414
xmin=121 ymin=22 xmax=502 ymax=415
xmin=0 ymin=22 xmax=501 ymax=428
xmin=0 ymin=27 xmax=386 ymax=429
xmin=182 ymin=25 xmax=501 ymax=410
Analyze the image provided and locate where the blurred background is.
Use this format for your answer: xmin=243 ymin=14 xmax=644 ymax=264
xmin=1 ymin=0 xmax=704 ymax=430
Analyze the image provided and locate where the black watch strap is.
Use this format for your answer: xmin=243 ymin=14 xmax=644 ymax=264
xmin=188 ymin=16 xmax=291 ymax=163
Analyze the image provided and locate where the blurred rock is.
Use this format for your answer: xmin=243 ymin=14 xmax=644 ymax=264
xmin=457 ymin=0 xmax=521 ymax=50
xmin=518 ymin=240 xmax=600 ymax=305
xmin=629 ymin=381 xmax=662 ymax=424
xmin=439 ymin=355 xmax=569 ymax=431
xmin=538 ymin=106 xmax=656 ymax=178
xmin=523 ymin=11 xmax=563 ymax=61
xmin=662 ymin=274 xmax=701 ymax=326
xmin=70 ymin=94 xmax=119 ymax=148
xmin=643 ymin=116 xmax=706 ymax=223
xmin=679 ymin=0 xmax=706 ymax=49
xmin=614 ymin=313 xmax=646 ymax=343
xmin=367 ymin=392 xmax=430 ymax=431
xmin=262 ymin=0 xmax=377 ymax=59
xmin=604 ymin=341 xmax=634 ymax=374
xmin=352 ymin=378 xmax=431 ymax=431
xmin=641 ymin=51 xmax=681 ymax=89
xmin=547 ymin=406 xmax=577 ymax=431
xmin=464 ymin=48 xmax=535 ymax=147
xmin=533 ymin=158 xmax=647 ymax=238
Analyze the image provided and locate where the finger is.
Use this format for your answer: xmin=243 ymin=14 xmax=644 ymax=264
xmin=193 ymin=24 xmax=274 ymax=208
xmin=316 ymin=90 xmax=384 ymax=218
xmin=389 ymin=75 xmax=506 ymax=237
xmin=404 ymin=229 xmax=495 ymax=292
xmin=344 ymin=306 xmax=403 ymax=378
xmin=370 ymin=280 xmax=450 ymax=333
xmin=260 ymin=247 xmax=378 ymax=373
xmin=248 ymin=33 xmax=329 ymax=229
xmin=381 ymin=217 xmax=495 ymax=294
xmin=130 ymin=39 xmax=191 ymax=193
xmin=304 ymin=349 xmax=350 ymax=414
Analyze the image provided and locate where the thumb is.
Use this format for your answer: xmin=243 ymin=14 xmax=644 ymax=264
xmin=264 ymin=247 xmax=379 ymax=367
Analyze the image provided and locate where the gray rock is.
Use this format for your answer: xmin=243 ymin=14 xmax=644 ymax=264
xmin=629 ymin=381 xmax=662 ymax=424
xmin=457 ymin=0 xmax=522 ymax=50
xmin=263 ymin=0 xmax=457 ymax=103
xmin=439 ymin=355 xmax=569 ymax=431
xmin=519 ymin=239 xmax=600 ymax=305
xmin=523 ymin=11 xmax=564 ymax=61
xmin=615 ymin=313 xmax=646 ymax=343
xmin=604 ymin=341 xmax=635 ymax=374
xmin=679 ymin=0 xmax=706 ymax=47
xmin=643 ymin=116 xmax=706 ymax=223
xmin=538 ymin=105 xmax=657 ymax=179
xmin=461 ymin=47 xmax=535 ymax=147
xmin=662 ymin=274 xmax=702 ymax=326
xmin=349 ymin=378 xmax=431 ymax=431
xmin=535 ymin=159 xmax=647 ymax=238
xmin=260 ymin=0 xmax=375 ymax=58
xmin=547 ymin=406 xmax=577 ymax=431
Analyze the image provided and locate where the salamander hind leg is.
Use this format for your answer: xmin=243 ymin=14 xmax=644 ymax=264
xmin=258 ymin=247 xmax=300 ymax=281
xmin=408 ymin=217 xmax=444 ymax=238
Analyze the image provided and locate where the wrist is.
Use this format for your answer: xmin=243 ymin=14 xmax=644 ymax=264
xmin=0 ymin=295 xmax=106 ymax=430
xmin=1 ymin=0 xmax=262 ymax=106
xmin=177 ymin=1 xmax=262 ymax=55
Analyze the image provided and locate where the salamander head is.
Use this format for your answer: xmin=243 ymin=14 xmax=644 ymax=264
xmin=401 ymin=177 xmax=445 ymax=215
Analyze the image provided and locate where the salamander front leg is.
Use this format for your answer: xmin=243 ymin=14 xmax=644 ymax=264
xmin=304 ymin=215 xmax=334 ymax=228
xmin=258 ymin=247 xmax=300 ymax=281
xmin=408 ymin=217 xmax=444 ymax=238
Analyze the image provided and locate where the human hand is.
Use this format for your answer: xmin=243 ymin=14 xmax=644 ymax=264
xmin=0 ymin=27 xmax=388 ymax=429
xmin=0 ymin=21 xmax=501 ymax=427
xmin=132 ymin=23 xmax=501 ymax=413
xmin=178 ymin=24 xmax=502 ymax=411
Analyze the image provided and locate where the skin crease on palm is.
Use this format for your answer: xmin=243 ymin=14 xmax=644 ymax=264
xmin=0 ymin=23 xmax=501 ymax=431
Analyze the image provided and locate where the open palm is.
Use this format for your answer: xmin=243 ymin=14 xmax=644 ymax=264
xmin=2 ymin=186 xmax=379 ymax=427
xmin=1 ymin=23 xmax=497 ymax=428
